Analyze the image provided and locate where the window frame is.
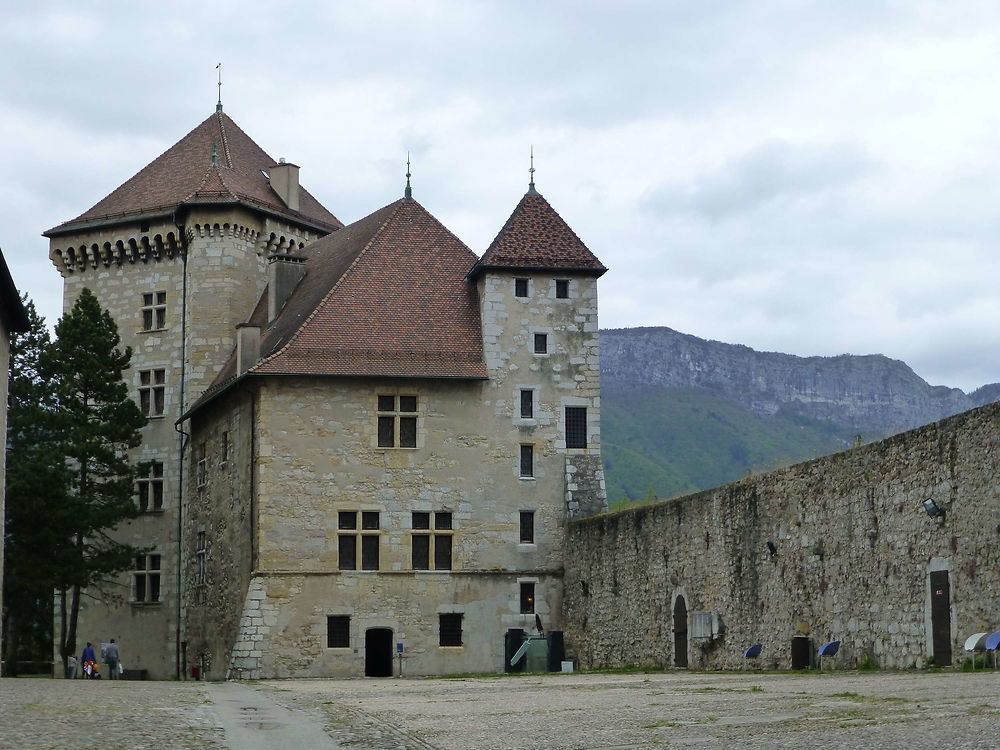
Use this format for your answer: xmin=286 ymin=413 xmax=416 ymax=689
xmin=133 ymin=553 xmax=162 ymax=604
xmin=338 ymin=511 xmax=381 ymax=571
xmin=519 ymin=444 xmax=534 ymax=479
xmin=514 ymin=277 xmax=529 ymax=298
xmin=137 ymin=460 xmax=164 ymax=512
xmin=439 ymin=613 xmax=463 ymax=647
xmin=555 ymin=279 xmax=569 ymax=299
xmin=141 ymin=291 xmax=167 ymax=331
xmin=138 ymin=368 xmax=166 ymax=417
xmin=565 ymin=406 xmax=588 ymax=450
xmin=377 ymin=394 xmax=418 ymax=448
xmin=519 ymin=389 xmax=534 ymax=420
xmin=519 ymin=510 xmax=535 ymax=544
xmin=411 ymin=511 xmax=454 ymax=571
xmin=533 ymin=332 xmax=548 ymax=355
xmin=520 ymin=581 xmax=535 ymax=614
xmin=327 ymin=615 xmax=351 ymax=648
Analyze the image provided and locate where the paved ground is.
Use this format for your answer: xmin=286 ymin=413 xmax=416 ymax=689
xmin=1 ymin=670 xmax=999 ymax=749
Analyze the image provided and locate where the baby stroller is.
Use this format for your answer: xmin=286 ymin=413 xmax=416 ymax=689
xmin=83 ymin=660 xmax=100 ymax=679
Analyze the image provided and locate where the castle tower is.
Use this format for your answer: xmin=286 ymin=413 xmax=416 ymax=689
xmin=43 ymin=108 xmax=340 ymax=678
xmin=468 ymin=181 xmax=608 ymax=520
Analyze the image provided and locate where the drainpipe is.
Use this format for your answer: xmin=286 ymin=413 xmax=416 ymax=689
xmin=173 ymin=219 xmax=189 ymax=681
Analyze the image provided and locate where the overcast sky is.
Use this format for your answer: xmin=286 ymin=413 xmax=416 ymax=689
xmin=3 ymin=1 xmax=1000 ymax=391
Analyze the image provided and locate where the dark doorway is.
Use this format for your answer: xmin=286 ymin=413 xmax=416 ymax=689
xmin=673 ymin=596 xmax=688 ymax=668
xmin=791 ymin=636 xmax=811 ymax=669
xmin=930 ymin=570 xmax=952 ymax=666
xmin=365 ymin=628 xmax=393 ymax=677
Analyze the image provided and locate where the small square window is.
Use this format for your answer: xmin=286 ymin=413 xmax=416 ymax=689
xmin=439 ymin=613 xmax=463 ymax=646
xmin=412 ymin=511 xmax=430 ymax=530
xmin=377 ymin=395 xmax=395 ymax=411
xmin=520 ymin=389 xmax=533 ymax=419
xmin=514 ymin=278 xmax=529 ymax=298
xmin=520 ymin=582 xmax=535 ymax=614
xmin=361 ymin=511 xmax=380 ymax=530
xmin=520 ymin=511 xmax=535 ymax=544
xmin=434 ymin=512 xmax=452 ymax=530
xmin=338 ymin=511 xmax=357 ymax=530
xmin=520 ymin=444 xmax=534 ymax=478
xmin=533 ymin=333 xmax=548 ymax=355
xmin=555 ymin=279 xmax=569 ymax=298
xmin=399 ymin=395 xmax=417 ymax=412
xmin=327 ymin=615 xmax=350 ymax=648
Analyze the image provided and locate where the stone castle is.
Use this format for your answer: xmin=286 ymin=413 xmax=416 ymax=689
xmin=45 ymin=105 xmax=997 ymax=679
xmin=45 ymin=105 xmax=607 ymax=679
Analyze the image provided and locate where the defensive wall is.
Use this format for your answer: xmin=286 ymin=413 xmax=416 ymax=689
xmin=564 ymin=401 xmax=1000 ymax=670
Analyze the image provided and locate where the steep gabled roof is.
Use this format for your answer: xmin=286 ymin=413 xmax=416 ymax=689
xmin=187 ymin=197 xmax=488 ymax=415
xmin=45 ymin=110 xmax=341 ymax=236
xmin=468 ymin=190 xmax=606 ymax=279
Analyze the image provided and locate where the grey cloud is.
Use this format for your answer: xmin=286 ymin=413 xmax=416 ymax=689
xmin=643 ymin=140 xmax=878 ymax=222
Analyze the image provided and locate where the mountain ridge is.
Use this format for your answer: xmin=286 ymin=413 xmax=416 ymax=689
xmin=599 ymin=326 xmax=999 ymax=502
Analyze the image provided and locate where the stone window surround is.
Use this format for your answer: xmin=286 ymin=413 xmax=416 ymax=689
xmin=136 ymin=459 xmax=165 ymax=512
xmin=326 ymin=614 xmax=351 ymax=649
xmin=438 ymin=613 xmax=464 ymax=647
xmin=133 ymin=552 xmax=162 ymax=604
xmin=518 ymin=579 xmax=537 ymax=614
xmin=195 ymin=527 xmax=207 ymax=587
xmin=376 ymin=392 xmax=419 ymax=449
xmin=514 ymin=277 xmax=530 ymax=298
xmin=519 ymin=443 xmax=534 ymax=479
xmin=140 ymin=290 xmax=167 ymax=332
xmin=338 ymin=510 xmax=382 ymax=571
xmin=411 ymin=510 xmax=454 ymax=571
xmin=562 ymin=397 xmax=593 ymax=453
xmin=138 ymin=368 xmax=166 ymax=417
xmin=519 ymin=510 xmax=535 ymax=545
xmin=516 ymin=386 xmax=537 ymax=424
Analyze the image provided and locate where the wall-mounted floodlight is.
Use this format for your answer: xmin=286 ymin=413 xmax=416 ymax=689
xmin=922 ymin=498 xmax=944 ymax=518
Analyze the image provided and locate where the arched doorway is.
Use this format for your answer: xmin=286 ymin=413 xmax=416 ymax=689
xmin=365 ymin=628 xmax=393 ymax=677
xmin=673 ymin=596 xmax=688 ymax=668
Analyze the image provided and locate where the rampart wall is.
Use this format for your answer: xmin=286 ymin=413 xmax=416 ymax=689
xmin=565 ymin=402 xmax=1000 ymax=670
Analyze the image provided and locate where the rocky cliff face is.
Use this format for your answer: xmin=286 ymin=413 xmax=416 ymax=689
xmin=600 ymin=327 xmax=993 ymax=437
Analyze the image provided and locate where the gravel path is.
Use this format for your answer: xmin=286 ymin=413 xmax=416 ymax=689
xmin=2 ymin=670 xmax=998 ymax=749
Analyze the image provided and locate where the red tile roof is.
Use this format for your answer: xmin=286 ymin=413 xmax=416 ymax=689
xmin=45 ymin=110 xmax=341 ymax=236
xmin=188 ymin=197 xmax=488 ymax=413
xmin=469 ymin=190 xmax=606 ymax=278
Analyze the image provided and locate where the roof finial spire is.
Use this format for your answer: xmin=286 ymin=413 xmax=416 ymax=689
xmin=404 ymin=152 xmax=412 ymax=199
xmin=216 ymin=62 xmax=223 ymax=112
xmin=527 ymin=145 xmax=538 ymax=195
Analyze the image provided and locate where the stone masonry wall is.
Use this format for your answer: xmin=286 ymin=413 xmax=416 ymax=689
xmin=565 ymin=402 xmax=1000 ymax=671
xmin=478 ymin=272 xmax=606 ymax=519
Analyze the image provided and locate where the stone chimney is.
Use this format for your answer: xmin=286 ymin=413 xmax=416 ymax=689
xmin=236 ymin=324 xmax=261 ymax=375
xmin=267 ymin=254 xmax=307 ymax=323
xmin=269 ymin=158 xmax=300 ymax=211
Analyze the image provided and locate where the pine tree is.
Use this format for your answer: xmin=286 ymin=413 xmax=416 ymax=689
xmin=44 ymin=288 xmax=147 ymax=673
xmin=2 ymin=297 xmax=69 ymax=675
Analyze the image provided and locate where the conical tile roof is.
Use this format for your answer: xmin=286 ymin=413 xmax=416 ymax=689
xmin=469 ymin=190 xmax=606 ymax=278
xmin=45 ymin=110 xmax=341 ymax=236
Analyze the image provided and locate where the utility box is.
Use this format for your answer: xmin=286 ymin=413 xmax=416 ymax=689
xmin=524 ymin=635 xmax=549 ymax=672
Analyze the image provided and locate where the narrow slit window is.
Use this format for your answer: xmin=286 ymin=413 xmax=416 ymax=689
xmin=533 ymin=333 xmax=548 ymax=355
xmin=520 ymin=444 xmax=534 ymax=478
xmin=520 ymin=510 xmax=535 ymax=544
xmin=520 ymin=389 xmax=533 ymax=419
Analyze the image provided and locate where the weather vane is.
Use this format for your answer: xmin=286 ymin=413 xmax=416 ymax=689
xmin=405 ymin=152 xmax=412 ymax=199
xmin=216 ymin=62 xmax=223 ymax=112
xmin=528 ymin=145 xmax=537 ymax=194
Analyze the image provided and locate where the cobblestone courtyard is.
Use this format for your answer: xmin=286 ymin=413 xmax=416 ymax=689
xmin=1 ymin=670 xmax=998 ymax=749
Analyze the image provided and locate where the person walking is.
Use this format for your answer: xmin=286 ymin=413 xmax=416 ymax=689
xmin=104 ymin=639 xmax=120 ymax=680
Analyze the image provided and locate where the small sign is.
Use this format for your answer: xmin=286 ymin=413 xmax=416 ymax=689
xmin=396 ymin=642 xmax=404 ymax=654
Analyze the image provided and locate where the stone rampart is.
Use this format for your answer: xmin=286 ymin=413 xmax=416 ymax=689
xmin=565 ymin=402 xmax=1000 ymax=670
